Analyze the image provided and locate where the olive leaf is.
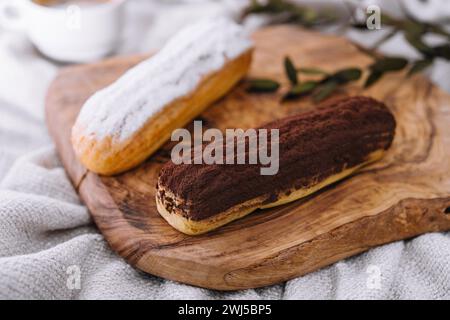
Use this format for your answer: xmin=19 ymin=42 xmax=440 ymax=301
xmin=244 ymin=0 xmax=449 ymax=82
xmin=364 ymin=57 xmax=408 ymax=88
xmin=402 ymin=19 xmax=426 ymax=38
xmin=284 ymin=56 xmax=298 ymax=85
xmin=243 ymin=0 xmax=290 ymax=15
xmin=408 ymin=59 xmax=433 ymax=77
xmin=282 ymin=67 xmax=361 ymax=102
xmin=371 ymin=57 xmax=408 ymax=72
xmin=313 ymin=81 xmax=338 ymax=102
xmin=247 ymin=79 xmax=280 ymax=92
xmin=433 ymin=44 xmax=450 ymax=60
xmin=404 ymin=32 xmax=434 ymax=56
xmin=427 ymin=24 xmax=450 ymax=40
xmin=380 ymin=13 xmax=401 ymax=28
xmin=331 ymin=68 xmax=362 ymax=84
xmin=282 ymin=81 xmax=318 ymax=100
xmin=242 ymin=0 xmax=336 ymax=27
xmin=298 ymin=67 xmax=329 ymax=75
xmin=364 ymin=71 xmax=383 ymax=88
xmin=301 ymin=8 xmax=319 ymax=25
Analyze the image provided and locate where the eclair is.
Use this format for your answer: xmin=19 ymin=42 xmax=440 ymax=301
xmin=156 ymin=97 xmax=396 ymax=235
xmin=71 ymin=18 xmax=253 ymax=175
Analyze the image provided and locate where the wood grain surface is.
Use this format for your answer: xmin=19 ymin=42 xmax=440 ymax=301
xmin=45 ymin=25 xmax=450 ymax=290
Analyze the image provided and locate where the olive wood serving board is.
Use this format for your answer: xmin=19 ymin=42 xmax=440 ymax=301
xmin=46 ymin=26 xmax=450 ymax=290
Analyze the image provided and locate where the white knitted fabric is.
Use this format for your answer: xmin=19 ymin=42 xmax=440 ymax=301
xmin=0 ymin=0 xmax=449 ymax=299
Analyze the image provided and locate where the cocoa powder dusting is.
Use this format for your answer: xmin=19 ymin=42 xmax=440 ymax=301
xmin=158 ymin=96 xmax=396 ymax=221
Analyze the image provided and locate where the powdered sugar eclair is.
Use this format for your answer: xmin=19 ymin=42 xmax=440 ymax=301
xmin=71 ymin=17 xmax=253 ymax=175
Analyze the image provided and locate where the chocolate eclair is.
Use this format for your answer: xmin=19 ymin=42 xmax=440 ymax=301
xmin=156 ymin=96 xmax=396 ymax=235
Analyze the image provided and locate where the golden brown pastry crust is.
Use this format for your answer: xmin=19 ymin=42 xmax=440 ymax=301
xmin=156 ymin=150 xmax=385 ymax=235
xmin=71 ymin=50 xmax=253 ymax=175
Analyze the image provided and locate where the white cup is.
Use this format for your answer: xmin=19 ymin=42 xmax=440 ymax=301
xmin=0 ymin=0 xmax=126 ymax=63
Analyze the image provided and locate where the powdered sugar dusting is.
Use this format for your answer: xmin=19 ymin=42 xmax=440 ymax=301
xmin=75 ymin=17 xmax=252 ymax=141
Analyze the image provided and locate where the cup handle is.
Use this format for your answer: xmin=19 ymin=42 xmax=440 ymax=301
xmin=0 ymin=0 xmax=27 ymax=31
